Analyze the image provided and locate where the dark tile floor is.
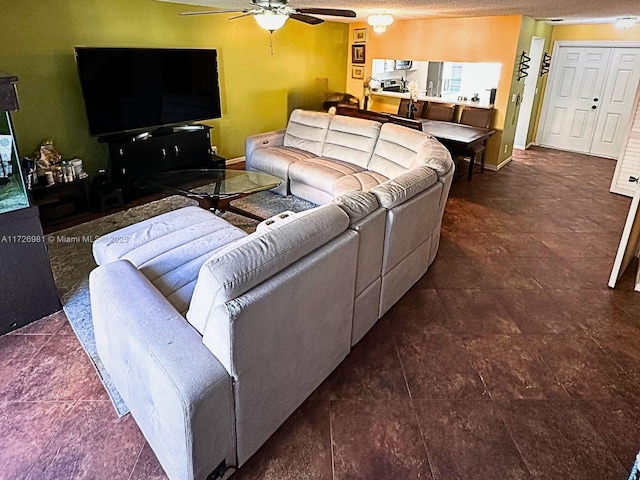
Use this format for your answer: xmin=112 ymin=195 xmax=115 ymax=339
xmin=3 ymin=147 xmax=640 ymax=480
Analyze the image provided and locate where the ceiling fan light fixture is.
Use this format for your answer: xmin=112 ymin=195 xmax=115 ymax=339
xmin=368 ymin=14 xmax=394 ymax=33
xmin=254 ymin=11 xmax=288 ymax=31
xmin=615 ymin=17 xmax=637 ymax=29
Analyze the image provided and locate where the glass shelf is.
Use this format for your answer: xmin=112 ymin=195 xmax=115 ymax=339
xmin=0 ymin=110 xmax=29 ymax=214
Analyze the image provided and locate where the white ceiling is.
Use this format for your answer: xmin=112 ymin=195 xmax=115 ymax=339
xmin=159 ymin=0 xmax=640 ymax=24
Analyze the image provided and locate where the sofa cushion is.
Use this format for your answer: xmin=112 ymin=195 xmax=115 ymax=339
xmin=322 ymin=115 xmax=381 ymax=168
xmin=93 ymin=206 xmax=238 ymax=266
xmin=187 ymin=204 xmax=350 ymax=334
xmin=283 ymin=109 xmax=332 ymax=156
xmin=371 ymin=166 xmax=438 ymax=209
xmin=332 ymin=171 xmax=389 ymax=197
xmin=368 ymin=123 xmax=453 ymax=179
xmin=92 ymin=206 xmax=247 ymax=315
xmin=248 ymin=146 xmax=316 ymax=182
xmin=289 ymin=157 xmax=365 ymax=195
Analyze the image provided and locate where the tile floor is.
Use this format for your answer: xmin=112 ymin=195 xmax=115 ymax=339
xmin=2 ymin=147 xmax=640 ymax=480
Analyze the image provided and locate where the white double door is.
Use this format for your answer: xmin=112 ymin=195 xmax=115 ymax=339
xmin=539 ymin=43 xmax=640 ymax=158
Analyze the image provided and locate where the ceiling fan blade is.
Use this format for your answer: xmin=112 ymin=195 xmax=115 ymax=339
xmin=179 ymin=9 xmax=247 ymax=16
xmin=228 ymin=9 xmax=263 ymax=20
xmin=289 ymin=13 xmax=324 ymax=25
xmin=228 ymin=12 xmax=254 ymax=20
xmin=296 ymin=8 xmax=356 ymax=18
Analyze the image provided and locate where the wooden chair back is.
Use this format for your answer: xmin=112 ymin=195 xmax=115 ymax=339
xmin=397 ymin=99 xmax=425 ymax=118
xmin=387 ymin=115 xmax=423 ymax=131
xmin=421 ymin=102 xmax=457 ymax=122
xmin=335 ymin=105 xmax=390 ymax=123
xmin=459 ymin=105 xmax=493 ymax=129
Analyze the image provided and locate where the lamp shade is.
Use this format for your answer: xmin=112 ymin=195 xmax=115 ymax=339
xmin=368 ymin=14 xmax=393 ymax=33
xmin=254 ymin=11 xmax=288 ymax=31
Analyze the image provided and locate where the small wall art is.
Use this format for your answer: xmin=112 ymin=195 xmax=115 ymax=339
xmin=352 ymin=44 xmax=365 ymax=64
xmin=351 ymin=65 xmax=365 ymax=80
xmin=353 ymin=28 xmax=367 ymax=43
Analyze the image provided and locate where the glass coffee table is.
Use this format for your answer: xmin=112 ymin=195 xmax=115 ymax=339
xmin=135 ymin=169 xmax=282 ymax=221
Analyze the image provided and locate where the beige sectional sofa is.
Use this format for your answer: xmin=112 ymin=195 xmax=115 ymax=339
xmin=89 ymin=111 xmax=454 ymax=480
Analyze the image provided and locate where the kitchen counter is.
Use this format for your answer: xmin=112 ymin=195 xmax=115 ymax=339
xmin=371 ymin=90 xmax=493 ymax=108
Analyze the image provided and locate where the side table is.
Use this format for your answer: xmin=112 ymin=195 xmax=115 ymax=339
xmin=29 ymin=176 xmax=92 ymax=228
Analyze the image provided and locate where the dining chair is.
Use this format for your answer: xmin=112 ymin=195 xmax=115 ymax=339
xmin=456 ymin=105 xmax=494 ymax=179
xmin=459 ymin=105 xmax=493 ymax=129
xmin=397 ymin=99 xmax=425 ymax=119
xmin=421 ymin=102 xmax=457 ymax=122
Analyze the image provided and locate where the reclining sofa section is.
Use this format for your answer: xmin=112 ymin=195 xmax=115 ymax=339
xmin=246 ymin=108 xmax=455 ymax=320
xmin=91 ymin=204 xmax=359 ymax=480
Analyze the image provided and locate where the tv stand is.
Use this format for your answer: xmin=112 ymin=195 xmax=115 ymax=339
xmin=172 ymin=125 xmax=206 ymax=132
xmin=133 ymin=131 xmax=152 ymax=141
xmin=104 ymin=125 xmax=225 ymax=201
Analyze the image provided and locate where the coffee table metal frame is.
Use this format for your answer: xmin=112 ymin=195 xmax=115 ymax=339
xmin=135 ymin=169 xmax=282 ymax=221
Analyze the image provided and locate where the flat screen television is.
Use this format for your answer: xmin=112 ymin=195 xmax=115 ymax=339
xmin=74 ymin=47 xmax=222 ymax=137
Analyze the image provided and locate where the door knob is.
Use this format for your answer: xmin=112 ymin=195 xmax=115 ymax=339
xmin=593 ymin=98 xmax=599 ymax=102
xmin=591 ymin=105 xmax=597 ymax=110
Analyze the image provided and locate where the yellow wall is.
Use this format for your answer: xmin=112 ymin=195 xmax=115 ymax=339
xmin=551 ymin=23 xmax=640 ymax=43
xmin=346 ymin=16 xmax=524 ymax=167
xmin=510 ymin=18 xmax=554 ymax=147
xmin=525 ymin=22 xmax=554 ymax=145
xmin=0 ymin=0 xmax=348 ymax=175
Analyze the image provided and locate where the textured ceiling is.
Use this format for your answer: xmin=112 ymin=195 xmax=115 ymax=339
xmin=159 ymin=0 xmax=640 ymax=23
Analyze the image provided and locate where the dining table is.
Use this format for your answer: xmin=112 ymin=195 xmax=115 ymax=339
xmin=420 ymin=119 xmax=495 ymax=181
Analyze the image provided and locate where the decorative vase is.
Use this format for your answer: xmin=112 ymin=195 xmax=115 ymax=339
xmin=406 ymin=101 xmax=417 ymax=119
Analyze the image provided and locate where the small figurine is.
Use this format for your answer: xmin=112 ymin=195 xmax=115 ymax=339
xmin=35 ymin=139 xmax=62 ymax=177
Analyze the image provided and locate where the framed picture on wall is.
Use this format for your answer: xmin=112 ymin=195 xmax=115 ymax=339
xmin=352 ymin=45 xmax=365 ymax=64
xmin=351 ymin=65 xmax=365 ymax=79
xmin=353 ymin=28 xmax=367 ymax=43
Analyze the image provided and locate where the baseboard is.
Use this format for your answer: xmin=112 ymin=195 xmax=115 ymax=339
xmin=484 ymin=156 xmax=512 ymax=171
xmin=513 ymin=142 xmax=535 ymax=151
xmin=226 ymin=156 xmax=245 ymax=166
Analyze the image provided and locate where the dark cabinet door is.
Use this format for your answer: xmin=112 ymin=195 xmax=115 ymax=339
xmin=111 ymin=138 xmax=170 ymax=199
xmin=172 ymin=130 xmax=212 ymax=169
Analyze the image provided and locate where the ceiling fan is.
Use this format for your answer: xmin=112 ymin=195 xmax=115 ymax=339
xmin=180 ymin=0 xmax=357 ymax=31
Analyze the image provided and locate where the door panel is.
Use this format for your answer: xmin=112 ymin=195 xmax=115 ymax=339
xmin=579 ymin=68 xmax=599 ymax=99
xmin=540 ymin=47 xmax=611 ymax=153
xmin=591 ymin=48 xmax=640 ymax=158
xmin=570 ymin=110 xmax=589 ymax=138
xmin=550 ymin=107 xmax=566 ymax=135
xmin=611 ymin=70 xmax=633 ymax=102
xmin=601 ymin=114 xmax=621 ymax=144
xmin=558 ymin=68 xmax=575 ymax=98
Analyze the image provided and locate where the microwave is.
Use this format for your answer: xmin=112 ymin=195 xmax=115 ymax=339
xmin=394 ymin=60 xmax=413 ymax=70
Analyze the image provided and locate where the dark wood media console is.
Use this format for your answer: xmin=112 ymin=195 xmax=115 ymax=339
xmin=104 ymin=126 xmax=225 ymax=201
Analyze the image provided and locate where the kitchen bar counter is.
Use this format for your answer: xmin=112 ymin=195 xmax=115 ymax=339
xmin=371 ymin=90 xmax=493 ymax=109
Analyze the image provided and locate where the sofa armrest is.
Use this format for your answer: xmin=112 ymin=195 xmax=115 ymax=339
xmin=90 ymin=260 xmax=235 ymax=480
xmin=370 ymin=166 xmax=439 ymax=209
xmin=245 ymin=129 xmax=285 ymax=166
xmin=256 ymin=210 xmax=296 ymax=232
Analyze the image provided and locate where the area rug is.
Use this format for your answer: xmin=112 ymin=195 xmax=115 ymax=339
xmin=46 ymin=191 xmax=315 ymax=417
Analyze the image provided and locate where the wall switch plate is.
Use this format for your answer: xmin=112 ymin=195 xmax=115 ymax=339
xmin=504 ymin=144 xmax=509 ymax=153
xmin=511 ymin=94 xmax=517 ymax=102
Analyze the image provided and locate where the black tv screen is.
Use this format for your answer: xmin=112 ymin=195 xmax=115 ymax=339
xmin=74 ymin=47 xmax=222 ymax=137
